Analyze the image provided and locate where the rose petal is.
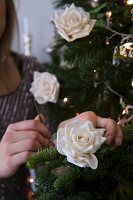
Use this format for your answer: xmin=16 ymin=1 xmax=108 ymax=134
xmin=56 ymin=119 xmax=106 ymax=169
xmin=84 ymin=153 xmax=98 ymax=169
xmin=30 ymin=72 xmax=60 ymax=104
xmin=53 ymin=3 xmax=96 ymax=42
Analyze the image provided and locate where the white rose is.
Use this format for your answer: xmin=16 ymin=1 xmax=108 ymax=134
xmin=30 ymin=71 xmax=60 ymax=104
xmin=54 ymin=3 xmax=96 ymax=42
xmin=57 ymin=119 xmax=106 ymax=169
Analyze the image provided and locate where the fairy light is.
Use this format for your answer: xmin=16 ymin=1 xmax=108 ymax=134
xmin=89 ymin=40 xmax=92 ymax=44
xmin=105 ymin=37 xmax=110 ymax=45
xmin=29 ymin=178 xmax=34 ymax=183
xmin=93 ymin=69 xmax=99 ymax=79
xmin=118 ymin=104 xmax=133 ymax=126
xmin=63 ymin=97 xmax=68 ymax=103
xmin=27 ymin=169 xmax=37 ymax=194
xmin=106 ymin=11 xmax=112 ymax=18
xmin=122 ymin=105 xmax=133 ymax=115
xmin=122 ymin=108 xmax=126 ymax=114
xmin=106 ymin=11 xmax=112 ymax=27
xmin=93 ymin=69 xmax=99 ymax=87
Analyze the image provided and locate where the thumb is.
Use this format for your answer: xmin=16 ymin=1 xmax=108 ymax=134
xmin=34 ymin=114 xmax=45 ymax=123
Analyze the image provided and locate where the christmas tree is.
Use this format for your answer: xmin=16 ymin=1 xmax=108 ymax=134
xmin=27 ymin=0 xmax=133 ymax=199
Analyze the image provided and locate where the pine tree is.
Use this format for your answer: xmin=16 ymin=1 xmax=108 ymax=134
xmin=27 ymin=1 xmax=133 ymax=199
xmin=40 ymin=0 xmax=133 ymax=131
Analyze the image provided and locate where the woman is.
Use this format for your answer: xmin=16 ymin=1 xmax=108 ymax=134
xmin=0 ymin=0 xmax=122 ymax=199
xmin=0 ymin=0 xmax=51 ymax=199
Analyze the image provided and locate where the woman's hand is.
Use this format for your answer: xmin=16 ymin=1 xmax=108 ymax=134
xmin=0 ymin=116 xmax=51 ymax=178
xmin=59 ymin=111 xmax=123 ymax=146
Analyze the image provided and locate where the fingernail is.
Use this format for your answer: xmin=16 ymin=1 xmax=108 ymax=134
xmin=116 ymin=138 xmax=122 ymax=146
xmin=34 ymin=114 xmax=45 ymax=123
xmin=43 ymin=138 xmax=50 ymax=147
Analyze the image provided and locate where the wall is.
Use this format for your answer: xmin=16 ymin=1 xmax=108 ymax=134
xmin=13 ymin=0 xmax=54 ymax=63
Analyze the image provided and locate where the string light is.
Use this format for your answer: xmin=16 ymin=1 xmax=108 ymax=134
xmin=105 ymin=37 xmax=110 ymax=45
xmin=122 ymin=108 xmax=127 ymax=114
xmin=105 ymin=11 xmax=112 ymax=18
xmin=118 ymin=105 xmax=133 ymax=126
xmin=93 ymin=70 xmax=99 ymax=80
xmin=122 ymin=105 xmax=133 ymax=115
xmin=63 ymin=97 xmax=68 ymax=103
xmin=93 ymin=70 xmax=100 ymax=88
xmin=105 ymin=11 xmax=112 ymax=27
xmin=60 ymin=97 xmax=70 ymax=106
xmin=26 ymin=176 xmax=36 ymax=200
xmin=29 ymin=178 xmax=34 ymax=183
xmin=105 ymin=9 xmax=133 ymax=44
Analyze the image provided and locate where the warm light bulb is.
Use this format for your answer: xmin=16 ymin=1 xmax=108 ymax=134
xmin=29 ymin=178 xmax=34 ymax=183
xmin=122 ymin=109 xmax=126 ymax=114
xmin=126 ymin=0 xmax=133 ymax=5
xmin=63 ymin=97 xmax=68 ymax=103
xmin=105 ymin=37 xmax=110 ymax=45
xmin=106 ymin=11 xmax=112 ymax=18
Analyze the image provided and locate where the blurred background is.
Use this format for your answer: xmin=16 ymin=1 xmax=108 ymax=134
xmin=13 ymin=0 xmax=54 ymax=62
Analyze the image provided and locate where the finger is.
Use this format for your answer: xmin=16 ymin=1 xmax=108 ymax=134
xmin=105 ymin=128 xmax=117 ymax=144
xmin=105 ymin=135 xmax=113 ymax=145
xmin=104 ymin=119 xmax=117 ymax=145
xmin=105 ymin=120 xmax=123 ymax=145
xmin=34 ymin=115 xmax=53 ymax=147
xmin=114 ymin=125 xmax=123 ymax=146
xmin=11 ymin=151 xmax=34 ymax=168
xmin=34 ymin=114 xmax=46 ymax=123
xmin=59 ymin=111 xmax=97 ymax=128
xmin=7 ymin=120 xmax=51 ymax=139
xmin=76 ymin=111 xmax=97 ymax=127
xmin=3 ymin=130 xmax=50 ymax=147
xmin=96 ymin=116 xmax=108 ymax=128
xmin=9 ymin=139 xmax=44 ymax=155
